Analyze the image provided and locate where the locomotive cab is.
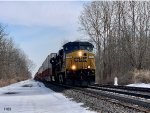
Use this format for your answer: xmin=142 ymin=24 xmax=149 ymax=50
xmin=63 ymin=41 xmax=95 ymax=85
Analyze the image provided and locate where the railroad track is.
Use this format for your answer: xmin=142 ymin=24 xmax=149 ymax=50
xmin=86 ymin=87 xmax=150 ymax=112
xmin=44 ymin=82 xmax=150 ymax=113
xmin=92 ymin=84 xmax=150 ymax=93
xmin=88 ymin=85 xmax=150 ymax=99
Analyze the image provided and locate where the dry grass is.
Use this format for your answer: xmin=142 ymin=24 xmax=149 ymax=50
xmin=101 ymin=71 xmax=135 ymax=85
xmin=117 ymin=71 xmax=134 ymax=85
xmin=104 ymin=69 xmax=150 ymax=85
xmin=115 ymin=69 xmax=150 ymax=85
xmin=0 ymin=77 xmax=28 ymax=87
xmin=0 ymin=79 xmax=16 ymax=87
xmin=133 ymin=69 xmax=150 ymax=83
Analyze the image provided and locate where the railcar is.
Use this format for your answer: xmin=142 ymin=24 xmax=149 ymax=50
xmin=34 ymin=41 xmax=95 ymax=85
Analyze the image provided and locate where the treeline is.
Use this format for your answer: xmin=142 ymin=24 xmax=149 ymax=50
xmin=80 ymin=1 xmax=150 ymax=84
xmin=0 ymin=25 xmax=32 ymax=87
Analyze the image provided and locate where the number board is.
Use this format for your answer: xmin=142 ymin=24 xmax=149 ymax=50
xmin=74 ymin=57 xmax=87 ymax=62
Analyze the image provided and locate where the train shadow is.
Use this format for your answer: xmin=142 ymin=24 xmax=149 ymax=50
xmin=42 ymin=81 xmax=90 ymax=93
xmin=43 ymin=82 xmax=69 ymax=93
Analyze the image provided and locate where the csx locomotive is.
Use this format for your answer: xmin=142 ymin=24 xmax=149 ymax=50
xmin=34 ymin=41 xmax=95 ymax=85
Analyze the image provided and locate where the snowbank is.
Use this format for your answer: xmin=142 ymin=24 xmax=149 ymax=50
xmin=127 ymin=83 xmax=150 ymax=88
xmin=0 ymin=79 xmax=96 ymax=113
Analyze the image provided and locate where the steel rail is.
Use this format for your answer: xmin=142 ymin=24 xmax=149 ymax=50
xmin=88 ymin=85 xmax=150 ymax=99
xmin=44 ymin=82 xmax=150 ymax=113
xmin=92 ymin=84 xmax=150 ymax=93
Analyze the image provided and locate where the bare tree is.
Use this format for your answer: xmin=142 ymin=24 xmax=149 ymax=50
xmin=80 ymin=1 xmax=150 ymax=84
xmin=0 ymin=24 xmax=33 ymax=86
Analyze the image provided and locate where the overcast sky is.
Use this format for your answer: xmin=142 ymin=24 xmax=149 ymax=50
xmin=0 ymin=1 xmax=89 ymax=76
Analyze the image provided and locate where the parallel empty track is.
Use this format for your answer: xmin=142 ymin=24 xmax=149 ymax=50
xmin=44 ymin=82 xmax=150 ymax=113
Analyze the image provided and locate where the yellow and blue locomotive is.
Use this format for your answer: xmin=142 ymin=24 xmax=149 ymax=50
xmin=50 ymin=41 xmax=95 ymax=85
xmin=35 ymin=41 xmax=95 ymax=85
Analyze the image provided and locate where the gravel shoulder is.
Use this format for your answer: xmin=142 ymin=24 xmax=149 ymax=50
xmin=46 ymin=83 xmax=147 ymax=113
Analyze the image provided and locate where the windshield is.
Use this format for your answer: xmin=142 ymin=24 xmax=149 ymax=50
xmin=64 ymin=45 xmax=78 ymax=53
xmin=79 ymin=45 xmax=93 ymax=52
xmin=64 ymin=45 xmax=93 ymax=53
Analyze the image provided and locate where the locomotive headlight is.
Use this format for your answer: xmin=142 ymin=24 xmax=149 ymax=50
xmin=71 ymin=65 xmax=76 ymax=70
xmin=78 ymin=51 xmax=82 ymax=57
xmin=87 ymin=66 xmax=91 ymax=69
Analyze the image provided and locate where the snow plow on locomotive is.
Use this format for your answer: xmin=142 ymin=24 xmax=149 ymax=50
xmin=34 ymin=41 xmax=95 ymax=86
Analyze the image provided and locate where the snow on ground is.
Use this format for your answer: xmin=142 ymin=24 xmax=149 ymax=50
xmin=127 ymin=83 xmax=150 ymax=88
xmin=0 ymin=79 xmax=96 ymax=113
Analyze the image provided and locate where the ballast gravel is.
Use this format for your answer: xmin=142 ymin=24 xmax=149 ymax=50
xmin=45 ymin=83 xmax=145 ymax=113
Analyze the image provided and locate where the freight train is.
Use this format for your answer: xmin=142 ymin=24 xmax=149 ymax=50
xmin=34 ymin=41 xmax=95 ymax=85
